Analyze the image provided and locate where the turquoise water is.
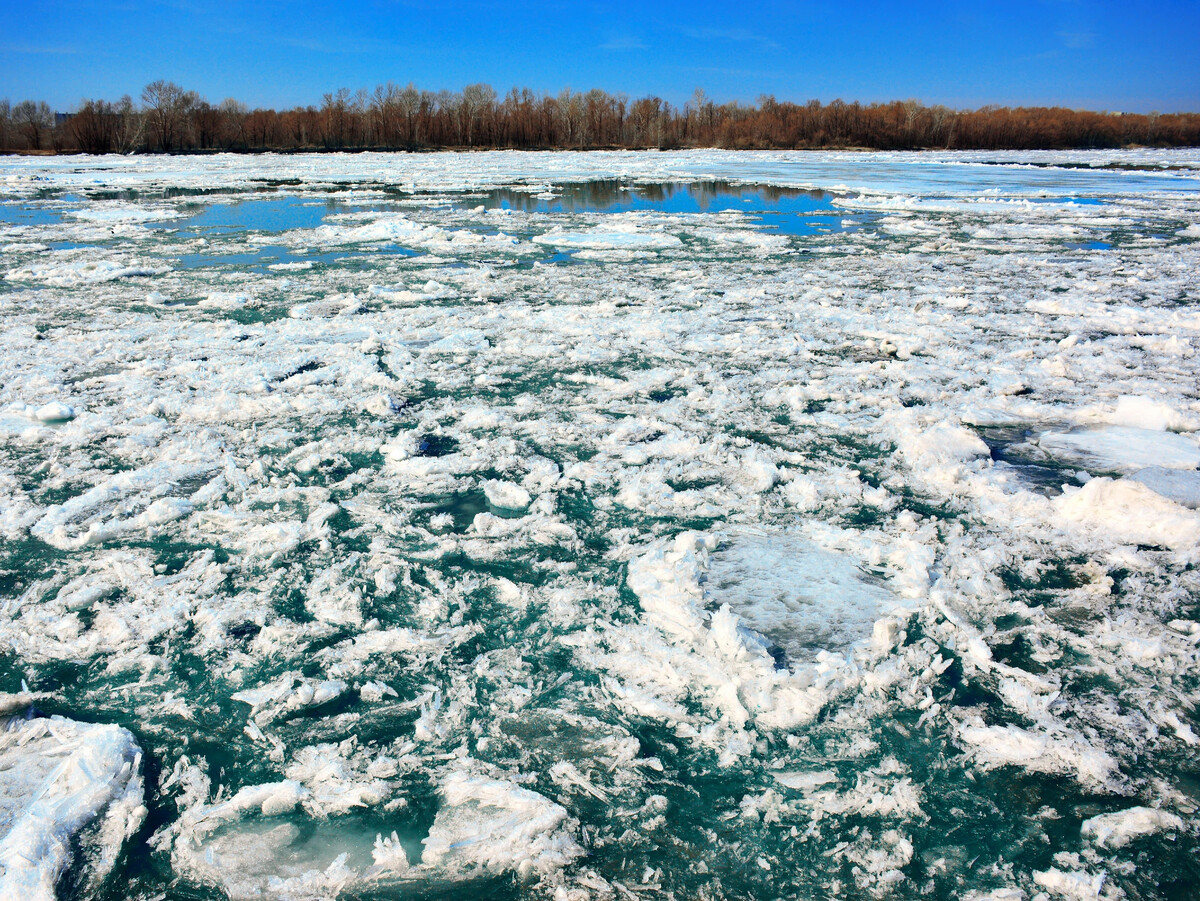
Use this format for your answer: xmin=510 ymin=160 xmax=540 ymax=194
xmin=0 ymin=152 xmax=1197 ymax=901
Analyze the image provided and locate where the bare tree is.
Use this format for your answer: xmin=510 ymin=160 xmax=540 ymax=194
xmin=395 ymin=83 xmax=421 ymax=146
xmin=320 ymin=88 xmax=351 ymax=148
xmin=460 ymin=83 xmax=496 ymax=146
xmin=217 ymin=98 xmax=248 ymax=149
xmin=13 ymin=100 xmax=54 ymax=150
xmin=142 ymin=80 xmax=198 ymax=151
xmin=70 ymin=99 xmax=119 ymax=153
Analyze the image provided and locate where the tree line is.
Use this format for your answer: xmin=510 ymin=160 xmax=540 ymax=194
xmin=3 ymin=80 xmax=1199 ymax=154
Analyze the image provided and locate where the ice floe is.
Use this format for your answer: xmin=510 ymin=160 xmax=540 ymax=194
xmin=0 ymin=701 xmax=145 ymax=901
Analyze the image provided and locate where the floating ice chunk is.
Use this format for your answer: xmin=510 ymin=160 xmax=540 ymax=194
xmin=1081 ymin=806 xmax=1184 ymax=849
xmin=8 ymin=402 xmax=76 ymax=423
xmin=704 ymin=529 xmax=899 ymax=661
xmin=1036 ymin=426 xmax=1200 ymax=473
xmin=171 ymin=804 xmax=377 ymax=901
xmin=425 ymin=330 xmax=489 ymax=353
xmin=232 ymin=672 xmax=347 ymax=725
xmin=1111 ymin=395 xmax=1187 ymax=431
xmin=310 ymin=213 xmax=522 ymax=253
xmin=31 ymin=460 xmax=213 ymax=550
xmin=533 ymin=227 xmax=682 ymax=250
xmin=289 ymin=292 xmax=362 ymax=319
xmin=1033 ymin=868 xmax=1105 ymax=900
xmin=422 ymin=769 xmax=583 ymax=878
xmin=5 ymin=259 xmax=166 ymax=286
xmin=180 ymin=781 xmax=309 ymax=831
xmin=956 ymin=720 xmax=1117 ymax=788
xmin=34 ymin=402 xmax=75 ymax=423
xmin=772 ymin=770 xmax=837 ymax=793
xmin=67 ymin=205 xmax=179 ymax=222
xmin=198 ymin=291 xmax=253 ymax=310
xmin=895 ymin=419 xmax=991 ymax=468
xmin=482 ymin=479 xmax=532 ymax=510
xmin=359 ymin=681 xmax=398 ymax=703
xmin=1054 ymin=477 xmax=1200 ymax=550
xmin=0 ymin=712 xmax=145 ymax=901
xmin=1128 ymin=466 xmax=1200 ymax=509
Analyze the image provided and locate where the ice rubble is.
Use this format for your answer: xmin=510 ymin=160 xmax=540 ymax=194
xmin=1035 ymin=426 xmax=1200 ymax=473
xmin=2 ymin=149 xmax=1199 ymax=900
xmin=1081 ymin=806 xmax=1185 ymax=849
xmin=4 ymin=259 xmax=167 ymax=286
xmin=0 ymin=700 xmax=145 ymax=901
xmin=586 ymin=529 xmax=915 ymax=762
xmin=167 ymin=766 xmax=581 ymax=899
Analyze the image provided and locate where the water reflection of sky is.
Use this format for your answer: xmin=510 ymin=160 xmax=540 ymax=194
xmin=176 ymin=196 xmax=334 ymax=234
xmin=474 ymin=181 xmax=854 ymax=236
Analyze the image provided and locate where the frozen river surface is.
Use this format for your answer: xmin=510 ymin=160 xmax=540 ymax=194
xmin=1 ymin=149 xmax=1199 ymax=900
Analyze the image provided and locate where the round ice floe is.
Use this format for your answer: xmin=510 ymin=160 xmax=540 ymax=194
xmin=0 ymin=709 xmax=145 ymax=901
xmin=34 ymin=402 xmax=75 ymax=423
xmin=703 ymin=529 xmax=898 ymax=662
xmin=482 ymin=479 xmax=532 ymax=510
xmin=170 ymin=767 xmax=580 ymax=899
xmin=1036 ymin=426 xmax=1200 ymax=473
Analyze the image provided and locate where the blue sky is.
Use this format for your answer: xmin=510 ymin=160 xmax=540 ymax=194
xmin=2 ymin=0 xmax=1197 ymax=113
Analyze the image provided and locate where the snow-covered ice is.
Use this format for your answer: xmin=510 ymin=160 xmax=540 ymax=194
xmin=1 ymin=148 xmax=1198 ymax=901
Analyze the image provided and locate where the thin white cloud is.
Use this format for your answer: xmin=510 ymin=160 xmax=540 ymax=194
xmin=599 ymin=36 xmax=648 ymax=51
xmin=0 ymin=44 xmax=79 ymax=55
xmin=681 ymin=27 xmax=780 ymax=51
xmin=1058 ymin=31 xmax=1096 ymax=49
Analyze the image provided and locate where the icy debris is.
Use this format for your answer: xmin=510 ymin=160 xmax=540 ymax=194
xmin=482 ymin=478 xmax=532 ymax=510
xmin=5 ymin=259 xmax=166 ymax=286
xmin=285 ymin=744 xmax=390 ymax=816
xmin=1081 ymin=806 xmax=1184 ymax=849
xmin=8 ymin=402 xmax=76 ymax=423
xmin=422 ymin=769 xmax=584 ymax=878
xmin=1054 ymin=477 xmax=1200 ymax=551
xmin=0 ymin=710 xmax=145 ymax=901
xmin=956 ymin=720 xmax=1117 ymax=788
xmin=1036 ymin=426 xmax=1200 ymax=473
xmin=534 ymin=226 xmax=682 ymax=251
xmin=31 ymin=459 xmax=218 ymax=550
xmin=1128 ymin=466 xmax=1200 ymax=509
xmin=1033 ymin=867 xmax=1106 ymax=900
xmin=232 ymin=672 xmax=347 ymax=724
xmin=67 ymin=205 xmax=180 ymax=222
xmin=310 ymin=213 xmax=523 ymax=254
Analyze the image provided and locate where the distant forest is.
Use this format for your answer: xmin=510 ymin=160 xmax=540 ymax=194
xmin=4 ymin=81 xmax=1200 ymax=154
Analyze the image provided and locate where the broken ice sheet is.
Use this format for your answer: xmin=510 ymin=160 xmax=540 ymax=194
xmin=2 ymin=148 xmax=1199 ymax=901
